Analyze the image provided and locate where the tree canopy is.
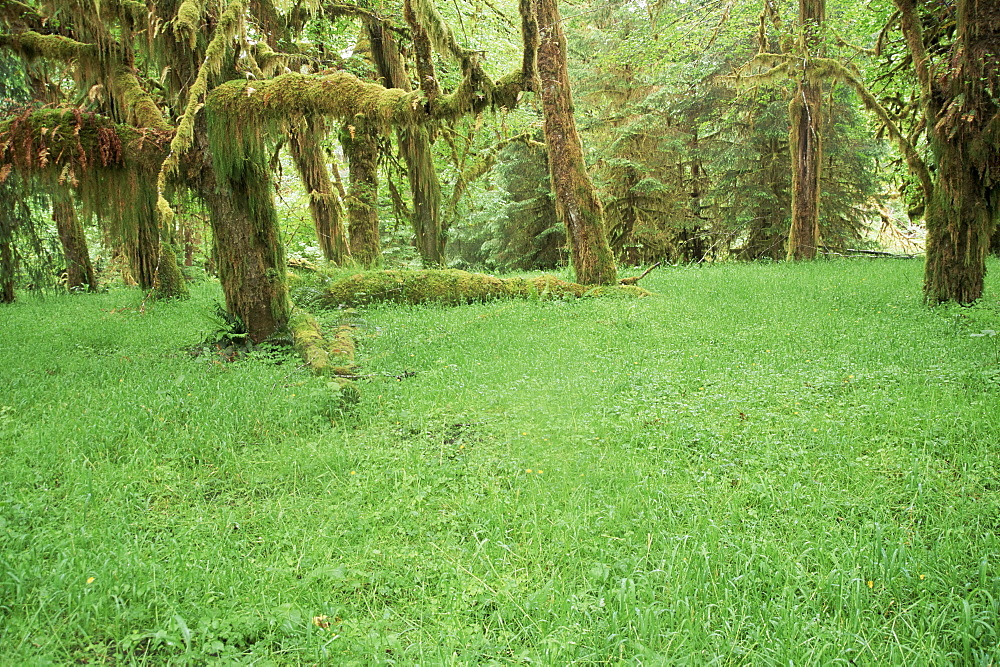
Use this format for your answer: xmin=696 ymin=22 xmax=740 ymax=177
xmin=1 ymin=0 xmax=998 ymax=318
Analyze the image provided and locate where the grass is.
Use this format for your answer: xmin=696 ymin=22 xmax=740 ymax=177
xmin=1 ymin=259 xmax=999 ymax=664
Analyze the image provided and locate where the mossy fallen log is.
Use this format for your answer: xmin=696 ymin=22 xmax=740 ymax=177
xmin=289 ymin=308 xmax=362 ymax=406
xmin=289 ymin=308 xmax=357 ymax=378
xmin=310 ymin=269 xmax=651 ymax=308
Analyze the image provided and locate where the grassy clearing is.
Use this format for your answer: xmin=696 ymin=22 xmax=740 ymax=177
xmin=1 ymin=259 xmax=999 ymax=664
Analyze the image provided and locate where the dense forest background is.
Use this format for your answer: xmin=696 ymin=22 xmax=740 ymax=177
xmin=1 ymin=0 xmax=998 ymax=320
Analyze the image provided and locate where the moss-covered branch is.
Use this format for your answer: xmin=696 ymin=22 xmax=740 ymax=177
xmin=156 ymin=0 xmax=245 ymax=225
xmin=208 ymin=71 xmax=423 ymax=132
xmin=0 ymin=30 xmax=97 ymax=62
xmin=1 ymin=30 xmax=170 ymax=132
xmin=0 ymin=108 xmax=168 ymax=173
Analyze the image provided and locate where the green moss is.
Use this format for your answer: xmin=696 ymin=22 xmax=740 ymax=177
xmin=110 ymin=65 xmax=171 ymax=131
xmin=311 ymin=269 xmax=650 ymax=308
xmin=154 ymin=245 xmax=190 ymax=299
xmin=290 ymin=308 xmax=356 ymax=376
xmin=0 ymin=31 xmax=96 ymax=62
xmin=171 ymin=0 xmax=205 ymax=48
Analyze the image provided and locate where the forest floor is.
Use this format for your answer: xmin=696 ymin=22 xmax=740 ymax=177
xmin=1 ymin=258 xmax=999 ymax=664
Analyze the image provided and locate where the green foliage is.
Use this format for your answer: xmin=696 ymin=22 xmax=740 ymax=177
xmin=483 ymin=138 xmax=565 ymax=271
xmin=2 ymin=263 xmax=1000 ymax=662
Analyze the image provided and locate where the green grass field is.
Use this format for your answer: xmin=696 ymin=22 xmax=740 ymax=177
xmin=1 ymin=259 xmax=999 ymax=664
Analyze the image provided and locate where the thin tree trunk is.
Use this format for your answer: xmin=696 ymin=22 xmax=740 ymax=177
xmin=787 ymin=0 xmax=824 ymax=261
xmin=367 ymin=17 xmax=445 ymax=266
xmin=0 ymin=215 xmax=14 ymax=303
xmin=288 ymin=117 xmax=350 ymax=264
xmin=52 ymin=198 xmax=97 ymax=291
xmin=342 ymin=120 xmax=381 ymax=267
xmin=532 ymin=0 xmax=617 ymax=285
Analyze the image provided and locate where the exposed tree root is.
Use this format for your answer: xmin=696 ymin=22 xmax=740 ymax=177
xmin=308 ymin=269 xmax=652 ymax=308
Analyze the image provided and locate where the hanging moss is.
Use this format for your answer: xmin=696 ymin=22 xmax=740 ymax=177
xmin=287 ymin=117 xmax=349 ymax=263
xmin=1 ymin=31 xmax=170 ymax=132
xmin=156 ymin=0 xmax=245 ymax=225
xmin=172 ymin=0 xmax=206 ymax=49
xmin=308 ymin=269 xmax=650 ymax=308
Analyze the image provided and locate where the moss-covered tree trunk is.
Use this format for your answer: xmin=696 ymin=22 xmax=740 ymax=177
xmin=201 ymin=175 xmax=289 ymax=341
xmin=51 ymin=198 xmax=97 ymax=291
xmin=342 ymin=119 xmax=381 ymax=267
xmin=401 ymin=127 xmax=444 ymax=265
xmin=196 ymin=116 xmax=289 ymax=341
xmin=288 ymin=118 xmax=350 ymax=264
xmin=366 ymin=18 xmax=445 ymax=267
xmin=896 ymin=0 xmax=1000 ymax=304
xmin=532 ymin=0 xmax=617 ymax=285
xmin=923 ymin=159 xmax=995 ymax=303
xmin=0 ymin=208 xmax=14 ymax=303
xmin=128 ymin=198 xmax=161 ymax=291
xmin=786 ymin=0 xmax=824 ymax=261
xmin=920 ymin=0 xmax=1000 ymax=303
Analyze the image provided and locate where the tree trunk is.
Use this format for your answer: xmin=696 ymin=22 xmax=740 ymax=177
xmin=288 ymin=117 xmax=350 ymax=264
xmin=787 ymin=0 xmax=824 ymax=261
xmin=367 ymin=17 xmax=445 ymax=267
xmin=51 ymin=198 xmax=97 ymax=291
xmin=342 ymin=120 xmax=381 ymax=267
xmin=401 ymin=127 xmax=444 ymax=265
xmin=202 ymin=176 xmax=290 ymax=341
xmin=125 ymin=195 xmax=161 ymax=291
xmin=918 ymin=0 xmax=1000 ymax=303
xmin=532 ymin=0 xmax=617 ymax=285
xmin=0 ymin=241 xmax=13 ymax=302
xmin=0 ymin=212 xmax=14 ymax=303
xmin=194 ymin=117 xmax=289 ymax=341
xmin=923 ymin=160 xmax=994 ymax=302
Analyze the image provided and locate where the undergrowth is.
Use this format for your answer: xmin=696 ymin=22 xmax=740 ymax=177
xmin=1 ymin=259 xmax=998 ymax=664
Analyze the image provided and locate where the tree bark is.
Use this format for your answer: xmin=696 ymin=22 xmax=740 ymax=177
xmin=201 ymin=175 xmax=289 ymax=341
xmin=532 ymin=0 xmax=617 ymax=285
xmin=895 ymin=0 xmax=1000 ymax=303
xmin=342 ymin=119 xmax=381 ymax=267
xmin=787 ymin=0 xmax=824 ymax=261
xmin=193 ymin=116 xmax=289 ymax=341
xmin=367 ymin=16 xmax=446 ymax=267
xmin=288 ymin=117 xmax=350 ymax=264
xmin=51 ymin=197 xmax=97 ymax=291
xmin=129 ymin=196 xmax=161 ymax=291
xmin=0 ymin=203 xmax=14 ymax=303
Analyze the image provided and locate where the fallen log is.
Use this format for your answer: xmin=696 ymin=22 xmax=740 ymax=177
xmin=288 ymin=308 xmax=361 ymax=404
xmin=308 ymin=269 xmax=652 ymax=308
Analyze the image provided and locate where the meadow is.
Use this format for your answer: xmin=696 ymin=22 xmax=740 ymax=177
xmin=1 ymin=259 xmax=998 ymax=664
